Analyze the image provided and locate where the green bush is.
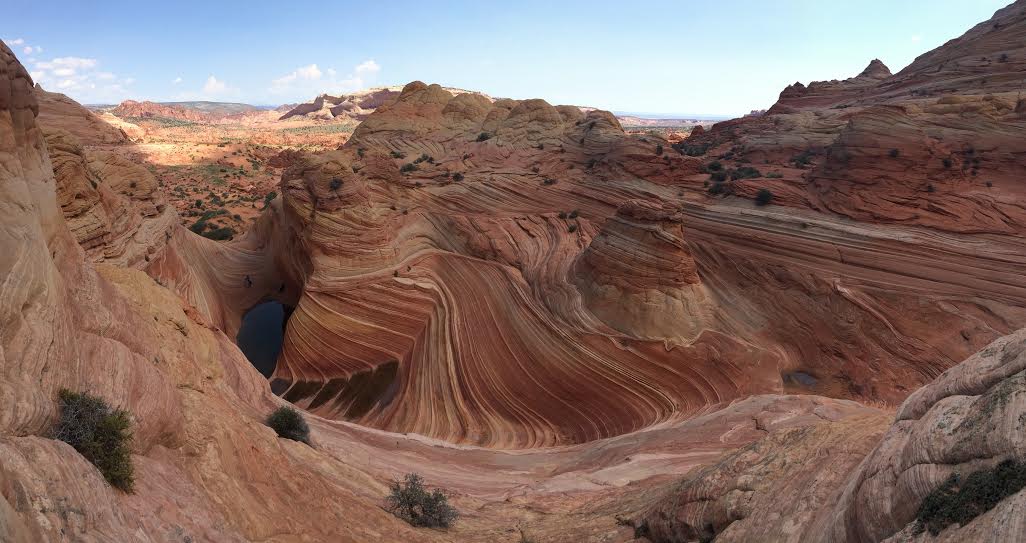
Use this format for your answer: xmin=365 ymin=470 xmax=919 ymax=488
xmin=52 ymin=390 xmax=134 ymax=492
xmin=390 ymin=150 xmax=406 ymax=159
xmin=710 ymin=170 xmax=728 ymax=182
xmin=917 ymin=459 xmax=1026 ymax=535
xmin=655 ymin=144 xmax=664 ymax=156
xmin=452 ymin=172 xmax=464 ymax=182
xmin=888 ymin=148 xmax=900 ymax=158
xmin=755 ymin=189 xmax=773 ymax=206
xmin=400 ymin=163 xmax=418 ymax=173
xmin=201 ymin=226 xmax=236 ymax=241
xmin=476 ymin=132 xmax=492 ymax=142
xmin=791 ymin=150 xmax=814 ymax=168
xmin=730 ymin=166 xmax=762 ymax=180
xmin=267 ymin=406 xmax=310 ymax=444
xmin=708 ymin=182 xmax=730 ymax=195
xmin=707 ymin=161 xmax=723 ymax=172
xmin=386 ymin=473 xmax=460 ymax=528
xmin=674 ymin=143 xmax=709 ymax=156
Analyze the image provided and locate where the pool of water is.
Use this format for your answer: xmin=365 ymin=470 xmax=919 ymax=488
xmin=236 ymin=301 xmax=288 ymax=378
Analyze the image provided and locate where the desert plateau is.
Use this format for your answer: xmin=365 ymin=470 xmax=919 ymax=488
xmin=2 ymin=1 xmax=1026 ymax=542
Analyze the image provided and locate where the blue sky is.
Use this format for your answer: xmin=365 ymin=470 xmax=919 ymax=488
xmin=2 ymin=0 xmax=1011 ymax=116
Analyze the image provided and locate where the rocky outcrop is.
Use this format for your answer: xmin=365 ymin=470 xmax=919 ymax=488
xmin=683 ymin=1 xmax=1026 ymax=235
xmin=34 ymin=85 xmax=129 ymax=144
xmin=811 ymin=328 xmax=1026 ymax=543
xmin=45 ymin=128 xmax=175 ymax=265
xmin=575 ymin=200 xmax=709 ymax=340
xmin=641 ymin=410 xmax=890 ymax=542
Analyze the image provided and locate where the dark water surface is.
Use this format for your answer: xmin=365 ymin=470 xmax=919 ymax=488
xmin=236 ymin=301 xmax=286 ymax=378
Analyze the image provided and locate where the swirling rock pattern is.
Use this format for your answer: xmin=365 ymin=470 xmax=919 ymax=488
xmin=44 ymin=127 xmax=175 ymax=266
xmin=260 ymin=75 xmax=1026 ymax=448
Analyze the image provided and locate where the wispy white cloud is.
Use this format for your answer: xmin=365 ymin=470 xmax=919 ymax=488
xmin=355 ymin=60 xmax=380 ymax=75
xmin=269 ymin=59 xmax=381 ymax=98
xmin=172 ymin=76 xmax=182 ymax=84
xmin=910 ymin=34 xmax=922 ymax=43
xmin=203 ymin=75 xmax=227 ymax=94
xmin=272 ymin=63 xmax=323 ymax=88
xmin=30 ymin=52 xmax=134 ymax=102
xmin=5 ymin=38 xmax=24 ymax=46
xmin=173 ymin=75 xmax=238 ymax=100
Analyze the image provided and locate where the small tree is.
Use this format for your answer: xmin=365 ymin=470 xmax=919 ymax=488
xmin=755 ymin=189 xmax=773 ymax=206
xmin=52 ymin=390 xmax=135 ymax=492
xmin=386 ymin=473 xmax=460 ymax=528
xmin=267 ymin=406 xmax=310 ymax=444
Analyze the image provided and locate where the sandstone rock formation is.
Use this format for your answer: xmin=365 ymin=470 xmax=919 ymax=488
xmin=3 ymin=2 xmax=1026 ymax=541
xmin=34 ymin=84 xmax=130 ymax=144
xmin=682 ymin=0 xmax=1026 ymax=234
xmin=45 ymin=127 xmax=175 ymax=265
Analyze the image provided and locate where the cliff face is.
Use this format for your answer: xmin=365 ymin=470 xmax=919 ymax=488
xmin=686 ymin=0 xmax=1026 ymax=235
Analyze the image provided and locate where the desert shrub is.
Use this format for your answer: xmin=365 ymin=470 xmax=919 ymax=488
xmin=52 ymin=390 xmax=134 ymax=491
xmin=357 ymin=147 xmax=366 ymax=157
xmin=926 ymin=184 xmax=936 ymax=193
xmin=755 ymin=189 xmax=773 ymax=206
xmin=386 ymin=473 xmax=459 ymax=528
xmin=655 ymin=144 xmax=664 ymax=156
xmin=674 ymin=142 xmax=709 ymax=156
xmin=709 ymin=170 xmax=728 ymax=182
xmin=791 ymin=150 xmax=814 ymax=167
xmin=942 ymin=158 xmax=953 ymax=169
xmin=557 ymin=211 xmax=567 ymax=219
xmin=476 ymin=132 xmax=492 ymax=142
xmin=766 ymin=172 xmax=783 ymax=178
xmin=543 ymin=178 xmax=557 ymax=186
xmin=568 ymin=209 xmax=580 ymax=219
xmin=707 ymin=161 xmax=723 ymax=172
xmin=568 ymin=223 xmax=578 ymax=233
xmin=390 ymin=150 xmax=406 ymax=159
xmin=400 ymin=163 xmax=418 ymax=173
xmin=329 ymin=178 xmax=342 ymax=191
xmin=889 ymin=148 xmax=900 ymax=158
xmin=201 ymin=227 xmax=236 ymax=241
xmin=730 ymin=166 xmax=762 ymax=180
xmin=917 ymin=459 xmax=1026 ymax=535
xmin=452 ymin=172 xmax=464 ymax=182
xmin=999 ymin=53 xmax=1009 ymax=63
xmin=266 ymin=406 xmax=310 ymax=444
xmin=707 ymin=182 xmax=729 ymax=195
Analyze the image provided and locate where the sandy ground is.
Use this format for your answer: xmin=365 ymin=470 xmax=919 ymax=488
xmin=104 ymin=112 xmax=356 ymax=238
